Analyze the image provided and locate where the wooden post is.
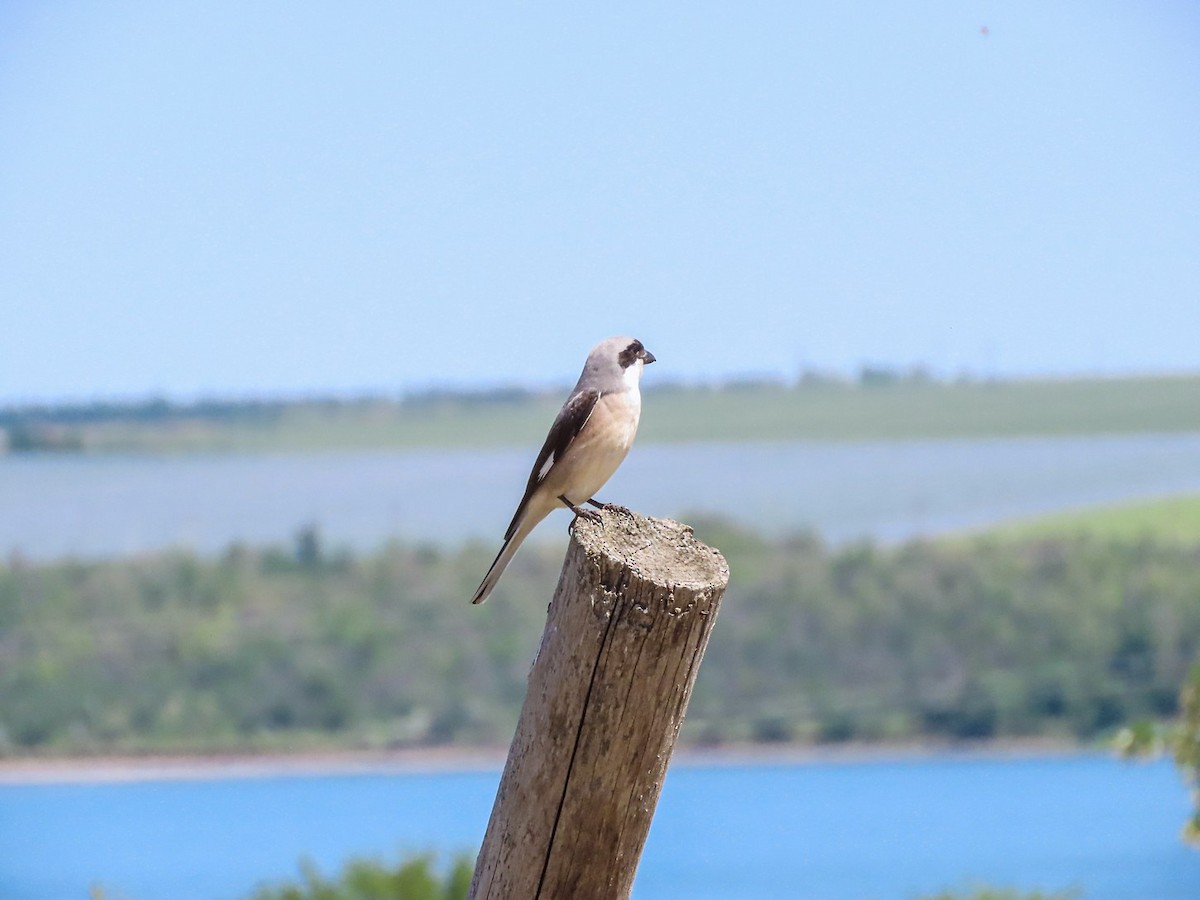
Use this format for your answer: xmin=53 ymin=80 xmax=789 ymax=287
xmin=468 ymin=508 xmax=729 ymax=900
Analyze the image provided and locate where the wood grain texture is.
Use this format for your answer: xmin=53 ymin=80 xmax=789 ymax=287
xmin=469 ymin=508 xmax=729 ymax=900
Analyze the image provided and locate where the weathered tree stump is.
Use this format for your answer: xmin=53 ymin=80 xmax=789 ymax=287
xmin=468 ymin=507 xmax=730 ymax=900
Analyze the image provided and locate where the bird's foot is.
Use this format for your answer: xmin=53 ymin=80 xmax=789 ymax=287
xmin=560 ymin=495 xmax=602 ymax=524
xmin=567 ymin=509 xmax=601 ymax=537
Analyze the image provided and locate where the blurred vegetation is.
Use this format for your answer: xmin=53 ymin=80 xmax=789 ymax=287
xmin=244 ymin=858 xmax=1077 ymax=900
xmin=247 ymin=853 xmax=472 ymax=900
xmin=916 ymin=887 xmax=1080 ymax=900
xmin=1181 ymin=668 xmax=1200 ymax=843
xmin=685 ymin=521 xmax=1199 ymax=746
xmin=1 ymin=373 xmax=1198 ymax=454
xmin=2 ymin=521 xmax=1197 ymax=756
xmin=1116 ymin=663 xmax=1200 ymax=845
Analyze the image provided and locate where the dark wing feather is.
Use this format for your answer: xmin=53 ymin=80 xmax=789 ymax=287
xmin=503 ymin=388 xmax=601 ymax=540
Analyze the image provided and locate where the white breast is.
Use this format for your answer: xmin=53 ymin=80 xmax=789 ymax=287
xmin=549 ymin=385 xmax=642 ymax=505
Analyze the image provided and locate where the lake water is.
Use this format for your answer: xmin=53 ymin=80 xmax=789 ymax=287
xmin=0 ymin=754 xmax=1196 ymax=899
xmin=3 ymin=433 xmax=1200 ymax=559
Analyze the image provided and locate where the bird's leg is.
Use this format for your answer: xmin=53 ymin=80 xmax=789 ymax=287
xmin=586 ymin=497 xmax=629 ymax=513
xmin=560 ymin=494 xmax=602 ymax=522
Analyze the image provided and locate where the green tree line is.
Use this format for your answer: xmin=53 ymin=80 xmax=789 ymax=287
xmin=1 ymin=523 xmax=1197 ymax=756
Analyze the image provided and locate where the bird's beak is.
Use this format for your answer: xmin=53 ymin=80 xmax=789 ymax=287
xmin=641 ymin=350 xmax=656 ymax=365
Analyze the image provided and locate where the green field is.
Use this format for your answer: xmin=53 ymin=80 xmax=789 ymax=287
xmin=644 ymin=374 xmax=1200 ymax=443
xmin=5 ymin=373 xmax=1199 ymax=454
xmin=982 ymin=493 xmax=1200 ymax=545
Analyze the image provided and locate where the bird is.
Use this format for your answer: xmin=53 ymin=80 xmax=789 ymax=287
xmin=471 ymin=335 xmax=656 ymax=604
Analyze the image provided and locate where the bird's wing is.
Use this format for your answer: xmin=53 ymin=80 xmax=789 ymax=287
xmin=503 ymin=388 xmax=601 ymax=540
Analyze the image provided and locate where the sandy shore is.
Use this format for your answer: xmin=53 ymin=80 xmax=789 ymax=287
xmin=0 ymin=747 xmax=509 ymax=785
xmin=0 ymin=738 xmax=1092 ymax=785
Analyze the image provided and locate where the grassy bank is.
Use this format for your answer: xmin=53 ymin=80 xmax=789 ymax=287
xmin=985 ymin=494 xmax=1200 ymax=545
xmin=3 ymin=374 xmax=1198 ymax=454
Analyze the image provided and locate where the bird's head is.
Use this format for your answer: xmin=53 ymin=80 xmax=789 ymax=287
xmin=580 ymin=336 xmax=656 ymax=390
xmin=616 ymin=337 xmax=655 ymax=369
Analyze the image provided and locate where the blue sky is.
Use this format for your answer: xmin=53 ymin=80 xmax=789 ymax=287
xmin=2 ymin=2 xmax=1198 ymax=403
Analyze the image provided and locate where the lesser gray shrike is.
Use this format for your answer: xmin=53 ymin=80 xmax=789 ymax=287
xmin=471 ymin=336 xmax=656 ymax=604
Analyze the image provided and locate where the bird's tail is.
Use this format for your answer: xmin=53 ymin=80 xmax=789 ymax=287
xmin=471 ymin=518 xmax=535 ymax=604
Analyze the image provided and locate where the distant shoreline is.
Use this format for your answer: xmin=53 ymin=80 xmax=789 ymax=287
xmin=0 ymin=738 xmax=1098 ymax=785
xmin=4 ymin=374 xmax=1199 ymax=456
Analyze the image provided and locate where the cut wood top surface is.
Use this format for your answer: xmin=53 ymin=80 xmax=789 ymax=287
xmin=569 ymin=507 xmax=730 ymax=594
